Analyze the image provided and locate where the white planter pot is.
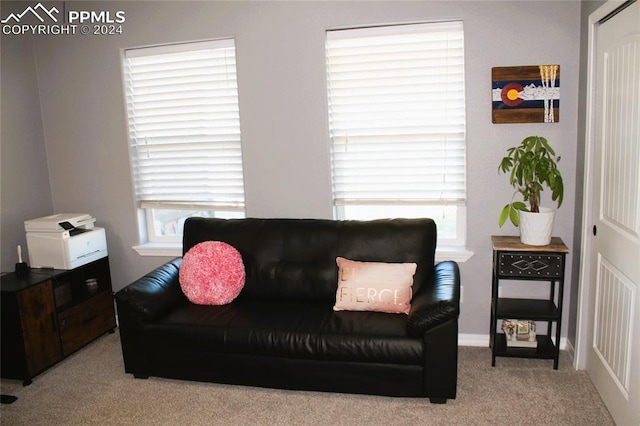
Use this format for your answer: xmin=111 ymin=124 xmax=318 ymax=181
xmin=518 ymin=207 xmax=556 ymax=246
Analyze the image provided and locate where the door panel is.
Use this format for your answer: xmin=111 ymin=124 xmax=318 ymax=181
xmin=587 ymin=2 xmax=640 ymax=425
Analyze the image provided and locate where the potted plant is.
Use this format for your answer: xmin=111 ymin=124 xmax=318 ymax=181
xmin=498 ymin=135 xmax=564 ymax=245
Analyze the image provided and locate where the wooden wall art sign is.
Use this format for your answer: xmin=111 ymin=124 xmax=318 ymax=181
xmin=492 ymin=65 xmax=560 ymax=124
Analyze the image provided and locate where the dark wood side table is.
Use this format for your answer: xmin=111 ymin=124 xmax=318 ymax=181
xmin=1 ymin=257 xmax=116 ymax=385
xmin=490 ymin=236 xmax=569 ymax=369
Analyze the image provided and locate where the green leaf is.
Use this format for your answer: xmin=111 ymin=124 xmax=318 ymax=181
xmin=499 ymin=205 xmax=510 ymax=227
xmin=509 ymin=207 xmax=520 ymax=226
xmin=512 ymin=201 xmax=527 ymax=211
xmin=498 ymin=157 xmax=512 ymax=174
xmin=553 ymin=177 xmax=564 ymax=207
xmin=499 ymin=202 xmax=527 ymax=227
xmin=539 ymin=136 xmax=555 ymax=156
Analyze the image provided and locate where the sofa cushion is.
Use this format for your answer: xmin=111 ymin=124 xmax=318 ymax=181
xmin=144 ymin=299 xmax=422 ymax=366
xmin=179 ymin=241 xmax=245 ymax=305
xmin=333 ymin=257 xmax=416 ymax=314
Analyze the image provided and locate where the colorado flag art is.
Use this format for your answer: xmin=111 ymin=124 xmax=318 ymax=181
xmin=492 ymin=65 xmax=560 ymax=124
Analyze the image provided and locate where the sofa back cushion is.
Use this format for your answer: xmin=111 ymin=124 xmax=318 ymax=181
xmin=182 ymin=218 xmax=436 ymax=302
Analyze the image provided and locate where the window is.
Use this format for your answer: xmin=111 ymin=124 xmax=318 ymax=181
xmin=326 ymin=22 xmax=466 ymax=246
xmin=122 ymin=39 xmax=245 ymax=245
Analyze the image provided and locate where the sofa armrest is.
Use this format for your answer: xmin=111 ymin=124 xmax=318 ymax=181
xmin=115 ymin=257 xmax=186 ymax=322
xmin=406 ymin=260 xmax=460 ymax=337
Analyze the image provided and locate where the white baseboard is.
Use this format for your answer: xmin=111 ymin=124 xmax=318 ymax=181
xmin=458 ymin=333 xmax=489 ymax=347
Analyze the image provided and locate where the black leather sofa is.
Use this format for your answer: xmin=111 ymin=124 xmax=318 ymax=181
xmin=115 ymin=217 xmax=460 ymax=403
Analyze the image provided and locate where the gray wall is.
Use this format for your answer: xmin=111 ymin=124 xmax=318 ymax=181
xmin=1 ymin=27 xmax=54 ymax=270
xmin=2 ymin=0 xmax=583 ymax=340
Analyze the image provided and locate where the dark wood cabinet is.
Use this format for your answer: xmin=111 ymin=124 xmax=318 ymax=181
xmin=1 ymin=257 xmax=116 ymax=385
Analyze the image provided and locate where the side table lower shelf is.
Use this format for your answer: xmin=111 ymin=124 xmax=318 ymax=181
xmin=492 ymin=334 xmax=559 ymax=367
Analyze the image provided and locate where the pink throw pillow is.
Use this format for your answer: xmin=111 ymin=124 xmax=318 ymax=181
xmin=333 ymin=257 xmax=416 ymax=314
xmin=179 ymin=241 xmax=245 ymax=305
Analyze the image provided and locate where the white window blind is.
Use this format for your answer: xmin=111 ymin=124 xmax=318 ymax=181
xmin=123 ymin=39 xmax=245 ymax=212
xmin=326 ymin=21 xmax=466 ymax=206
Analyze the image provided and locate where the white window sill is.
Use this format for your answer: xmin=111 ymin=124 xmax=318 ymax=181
xmin=435 ymin=247 xmax=474 ymax=263
xmin=133 ymin=242 xmax=182 ymax=257
xmin=134 ymin=242 xmax=474 ymax=263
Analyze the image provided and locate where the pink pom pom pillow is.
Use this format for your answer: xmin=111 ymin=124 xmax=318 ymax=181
xmin=179 ymin=241 xmax=245 ymax=305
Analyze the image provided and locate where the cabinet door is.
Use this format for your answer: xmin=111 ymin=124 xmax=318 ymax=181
xmin=17 ymin=280 xmax=63 ymax=377
xmin=58 ymin=291 xmax=116 ymax=357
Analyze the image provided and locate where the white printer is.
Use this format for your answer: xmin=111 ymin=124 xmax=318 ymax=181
xmin=25 ymin=213 xmax=108 ymax=270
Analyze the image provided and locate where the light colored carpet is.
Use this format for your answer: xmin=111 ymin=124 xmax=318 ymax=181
xmin=0 ymin=331 xmax=613 ymax=425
